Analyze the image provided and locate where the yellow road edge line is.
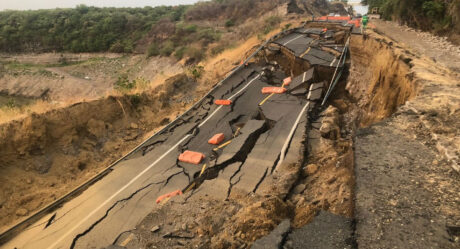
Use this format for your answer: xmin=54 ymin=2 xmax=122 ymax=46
xmin=213 ymin=140 xmax=232 ymax=151
xmin=119 ymin=233 xmax=135 ymax=246
xmin=184 ymin=182 xmax=196 ymax=194
xmin=233 ymin=127 xmax=241 ymax=138
xmin=199 ymin=164 xmax=207 ymax=177
xmin=300 ymin=47 xmax=311 ymax=58
xmin=259 ymin=93 xmax=275 ymax=106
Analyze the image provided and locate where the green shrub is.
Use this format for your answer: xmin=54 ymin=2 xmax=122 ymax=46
xmin=225 ymin=19 xmax=235 ymax=27
xmin=266 ymin=16 xmax=282 ymax=27
xmin=185 ymin=47 xmax=205 ymax=61
xmin=109 ymin=41 xmax=125 ymax=53
xmin=188 ymin=65 xmax=204 ymax=79
xmin=160 ymin=41 xmax=175 ymax=56
xmin=263 ymin=16 xmax=282 ymax=34
xmin=283 ymin=23 xmax=292 ymax=31
xmin=5 ymin=98 xmax=16 ymax=109
xmin=174 ymin=46 xmax=187 ymax=59
xmin=114 ymin=74 xmax=135 ymax=91
xmin=184 ymin=24 xmax=198 ymax=33
xmin=147 ymin=43 xmax=160 ymax=57
xmin=422 ymin=1 xmax=445 ymax=19
xmin=197 ymin=28 xmax=221 ymax=44
xmin=129 ymin=94 xmax=142 ymax=107
xmin=123 ymin=40 xmax=133 ymax=53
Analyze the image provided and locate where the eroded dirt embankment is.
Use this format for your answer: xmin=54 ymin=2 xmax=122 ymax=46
xmin=347 ymin=34 xmax=416 ymax=126
xmin=0 ymin=74 xmax=198 ymax=230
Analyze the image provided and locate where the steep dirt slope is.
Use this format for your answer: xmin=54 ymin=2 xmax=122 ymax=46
xmin=0 ymin=74 xmax=197 ymax=231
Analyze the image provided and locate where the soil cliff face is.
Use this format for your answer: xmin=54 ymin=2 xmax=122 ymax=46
xmin=0 ymin=74 xmax=197 ymax=230
xmin=347 ymin=34 xmax=416 ymax=126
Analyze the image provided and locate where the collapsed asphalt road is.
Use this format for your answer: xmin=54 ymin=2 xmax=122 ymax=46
xmin=2 ymin=21 xmax=353 ymax=249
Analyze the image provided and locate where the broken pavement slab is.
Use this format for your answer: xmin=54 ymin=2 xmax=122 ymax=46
xmin=2 ymin=21 xmax=355 ymax=249
xmin=187 ymin=162 xmax=243 ymax=200
xmin=216 ymin=120 xmax=266 ymax=166
xmin=288 ymin=68 xmax=316 ymax=92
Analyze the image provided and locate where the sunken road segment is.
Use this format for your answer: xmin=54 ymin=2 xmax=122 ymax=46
xmin=1 ymin=20 xmax=354 ymax=249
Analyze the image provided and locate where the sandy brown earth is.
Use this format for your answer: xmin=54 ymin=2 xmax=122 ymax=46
xmin=102 ymin=24 xmax=419 ymax=249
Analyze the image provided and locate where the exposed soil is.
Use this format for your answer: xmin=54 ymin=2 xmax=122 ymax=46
xmin=285 ymin=30 xmax=419 ymax=234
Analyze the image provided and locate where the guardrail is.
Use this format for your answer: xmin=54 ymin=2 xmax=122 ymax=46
xmin=321 ymin=36 xmax=350 ymax=105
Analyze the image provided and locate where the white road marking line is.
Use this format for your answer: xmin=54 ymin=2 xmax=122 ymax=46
xmin=275 ymin=101 xmax=310 ymax=171
xmin=227 ymin=74 xmax=261 ymax=100
xmin=283 ymin=34 xmax=304 ymax=46
xmin=46 ymin=135 xmax=191 ymax=249
xmin=307 ymin=84 xmax=314 ymax=100
xmin=330 ymin=57 xmax=337 ymax=67
xmin=302 ymin=72 xmax=306 ymax=83
xmin=198 ymin=106 xmax=223 ymax=128
xmin=198 ymin=73 xmax=261 ymax=128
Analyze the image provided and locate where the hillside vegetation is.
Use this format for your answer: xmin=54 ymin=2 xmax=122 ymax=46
xmin=0 ymin=0 xmax=287 ymax=56
xmin=363 ymin=0 xmax=460 ymax=43
xmin=0 ymin=5 xmax=188 ymax=53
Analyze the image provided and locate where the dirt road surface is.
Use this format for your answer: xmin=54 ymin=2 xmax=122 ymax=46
xmin=354 ymin=21 xmax=460 ymax=248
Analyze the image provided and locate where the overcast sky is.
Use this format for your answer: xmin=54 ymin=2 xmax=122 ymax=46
xmin=0 ymin=0 xmax=205 ymax=11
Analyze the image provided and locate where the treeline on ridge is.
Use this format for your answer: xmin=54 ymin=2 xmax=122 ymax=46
xmin=0 ymin=0 xmax=287 ymax=54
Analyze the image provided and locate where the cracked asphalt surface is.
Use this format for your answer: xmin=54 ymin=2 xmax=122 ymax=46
xmin=3 ymin=22 xmax=351 ymax=249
